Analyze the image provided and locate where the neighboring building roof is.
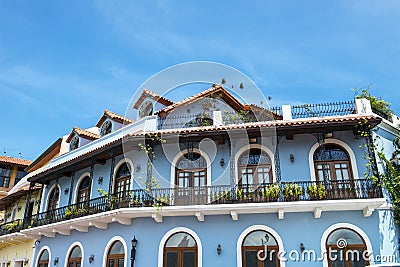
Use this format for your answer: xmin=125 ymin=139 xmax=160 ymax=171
xmin=0 ymin=156 xmax=31 ymax=167
xmin=155 ymin=85 xmax=244 ymax=117
xmin=133 ymin=89 xmax=174 ymax=109
xmin=26 ymin=138 xmax=62 ymax=173
xmin=66 ymin=127 xmax=99 ymax=143
xmin=96 ymin=109 xmax=134 ymax=128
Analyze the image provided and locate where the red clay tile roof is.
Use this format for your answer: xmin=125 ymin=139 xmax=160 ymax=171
xmin=131 ymin=114 xmax=381 ymax=136
xmin=0 ymin=156 xmax=31 ymax=167
xmin=133 ymin=89 xmax=174 ymax=109
xmin=155 ymin=85 xmax=244 ymax=116
xmin=66 ymin=126 xmax=99 ymax=143
xmin=96 ymin=109 xmax=134 ymax=128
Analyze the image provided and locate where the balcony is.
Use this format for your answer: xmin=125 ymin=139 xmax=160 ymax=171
xmin=0 ymin=219 xmax=23 ymax=235
xmin=20 ymin=178 xmax=381 ymax=232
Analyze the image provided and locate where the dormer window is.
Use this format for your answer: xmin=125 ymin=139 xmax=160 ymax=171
xmin=70 ymin=136 xmax=79 ymax=151
xmin=139 ymin=101 xmax=153 ymax=119
xmin=100 ymin=120 xmax=112 ymax=137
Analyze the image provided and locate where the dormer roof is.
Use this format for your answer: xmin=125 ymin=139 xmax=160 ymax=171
xmin=155 ymin=85 xmax=244 ymax=117
xmin=66 ymin=126 xmax=99 ymax=143
xmin=96 ymin=109 xmax=134 ymax=128
xmin=133 ymin=89 xmax=174 ymax=109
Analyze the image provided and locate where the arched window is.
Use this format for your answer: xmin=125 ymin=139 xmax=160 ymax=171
xmin=313 ymin=144 xmax=353 ymax=182
xmin=68 ymin=246 xmax=82 ymax=267
xmin=175 ymin=153 xmax=207 ymax=205
xmin=115 ymin=163 xmax=131 ymax=197
xmin=47 ymin=186 xmax=59 ymax=211
xmin=238 ymin=149 xmax=273 ymax=186
xmin=164 ymin=232 xmax=198 ymax=267
xmin=37 ymin=249 xmax=49 ymax=267
xmin=326 ymin=228 xmax=368 ymax=267
xmin=77 ymin=176 xmax=90 ymax=203
xmin=100 ymin=121 xmax=112 ymax=137
xmin=242 ymin=230 xmax=280 ymax=267
xmin=106 ymin=241 xmax=125 ymax=267
xmin=70 ymin=136 xmax=79 ymax=151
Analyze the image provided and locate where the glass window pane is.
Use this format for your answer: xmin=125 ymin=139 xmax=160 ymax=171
xmin=165 ymin=252 xmax=178 ymax=267
xmin=109 ymin=241 xmax=125 ymax=255
xmin=39 ymin=250 xmax=49 ymax=260
xmin=118 ymin=259 xmax=124 ymax=267
xmin=243 ymin=231 xmax=277 ymax=246
xmin=327 ymin=229 xmax=364 ymax=245
xmin=108 ymin=259 xmax=115 ymax=267
xmin=165 ymin=232 xmax=197 ymax=247
xmin=182 ymin=251 xmax=195 ymax=267
xmin=70 ymin=246 xmax=82 ymax=258
xmin=244 ymin=250 xmax=259 ymax=267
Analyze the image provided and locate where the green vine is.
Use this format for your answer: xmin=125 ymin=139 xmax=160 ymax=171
xmin=354 ymin=87 xmax=393 ymax=118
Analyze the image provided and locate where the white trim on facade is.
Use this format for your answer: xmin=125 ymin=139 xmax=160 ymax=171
xmin=234 ymin=144 xmax=277 ymax=184
xmin=35 ymin=246 xmax=51 ymax=267
xmin=113 ymin=158 xmax=134 ymax=192
xmin=45 ymin=184 xmax=61 ymax=211
xmin=157 ymin=227 xmax=202 ymax=267
xmin=236 ymin=225 xmax=286 ymax=267
xmin=74 ymin=172 xmax=91 ymax=204
xmin=64 ymin=241 xmax=85 ymax=267
xmin=170 ymin=148 xmax=212 ymax=188
xmin=309 ymin=138 xmax=360 ymax=181
xmin=320 ymin=223 xmax=374 ymax=267
xmin=102 ymin=236 xmax=128 ymax=267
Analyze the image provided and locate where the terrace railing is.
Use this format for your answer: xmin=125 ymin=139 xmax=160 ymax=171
xmin=291 ymin=101 xmax=356 ymax=119
xmin=19 ymin=178 xmax=381 ymax=231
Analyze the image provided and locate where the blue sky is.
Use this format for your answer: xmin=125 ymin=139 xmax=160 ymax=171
xmin=1 ymin=1 xmax=400 ymax=160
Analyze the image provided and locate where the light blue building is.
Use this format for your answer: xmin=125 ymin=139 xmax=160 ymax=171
xmin=7 ymin=85 xmax=400 ymax=267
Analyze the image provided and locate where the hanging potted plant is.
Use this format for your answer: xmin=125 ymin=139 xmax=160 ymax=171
xmin=307 ymin=183 xmax=327 ymax=200
xmin=262 ymin=184 xmax=280 ymax=202
xmin=283 ymin=183 xmax=303 ymax=201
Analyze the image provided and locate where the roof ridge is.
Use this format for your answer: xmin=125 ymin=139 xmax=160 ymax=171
xmin=155 ymin=84 xmax=243 ymax=116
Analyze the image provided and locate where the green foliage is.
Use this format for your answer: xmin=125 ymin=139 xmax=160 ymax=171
xmin=378 ymin=152 xmax=400 ymax=225
xmin=355 ymin=88 xmax=393 ymax=118
xmin=283 ymin=183 xmax=303 ymax=197
xmin=262 ymin=184 xmax=280 ymax=199
xmin=307 ymin=183 xmax=327 ymax=200
xmin=4 ymin=220 xmax=22 ymax=231
xmin=97 ymin=188 xmax=109 ymax=198
xmin=65 ymin=207 xmax=87 ymax=218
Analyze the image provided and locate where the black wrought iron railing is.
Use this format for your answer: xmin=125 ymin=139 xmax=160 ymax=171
xmin=0 ymin=219 xmax=23 ymax=235
xmin=291 ymin=101 xmax=356 ymax=119
xmin=18 ymin=178 xmax=381 ymax=232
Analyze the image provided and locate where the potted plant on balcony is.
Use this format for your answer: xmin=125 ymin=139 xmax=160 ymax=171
xmin=129 ymin=194 xmax=142 ymax=207
xmin=307 ymin=183 xmax=327 ymax=200
xmin=262 ymin=184 xmax=280 ymax=202
xmin=235 ymin=189 xmax=243 ymax=203
xmin=283 ymin=183 xmax=303 ymax=201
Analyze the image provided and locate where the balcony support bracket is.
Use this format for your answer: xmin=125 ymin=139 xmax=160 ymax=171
xmin=231 ymin=211 xmax=238 ymax=221
xmin=89 ymin=221 xmax=108 ymax=230
xmin=363 ymin=205 xmax=374 ymax=217
xmin=152 ymin=213 xmax=163 ymax=223
xmin=195 ymin=212 xmax=204 ymax=222
xmin=112 ymin=216 xmax=132 ymax=225
xmin=278 ymin=208 xmax=285 ymax=220
xmin=314 ymin=207 xmax=323 ymax=219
